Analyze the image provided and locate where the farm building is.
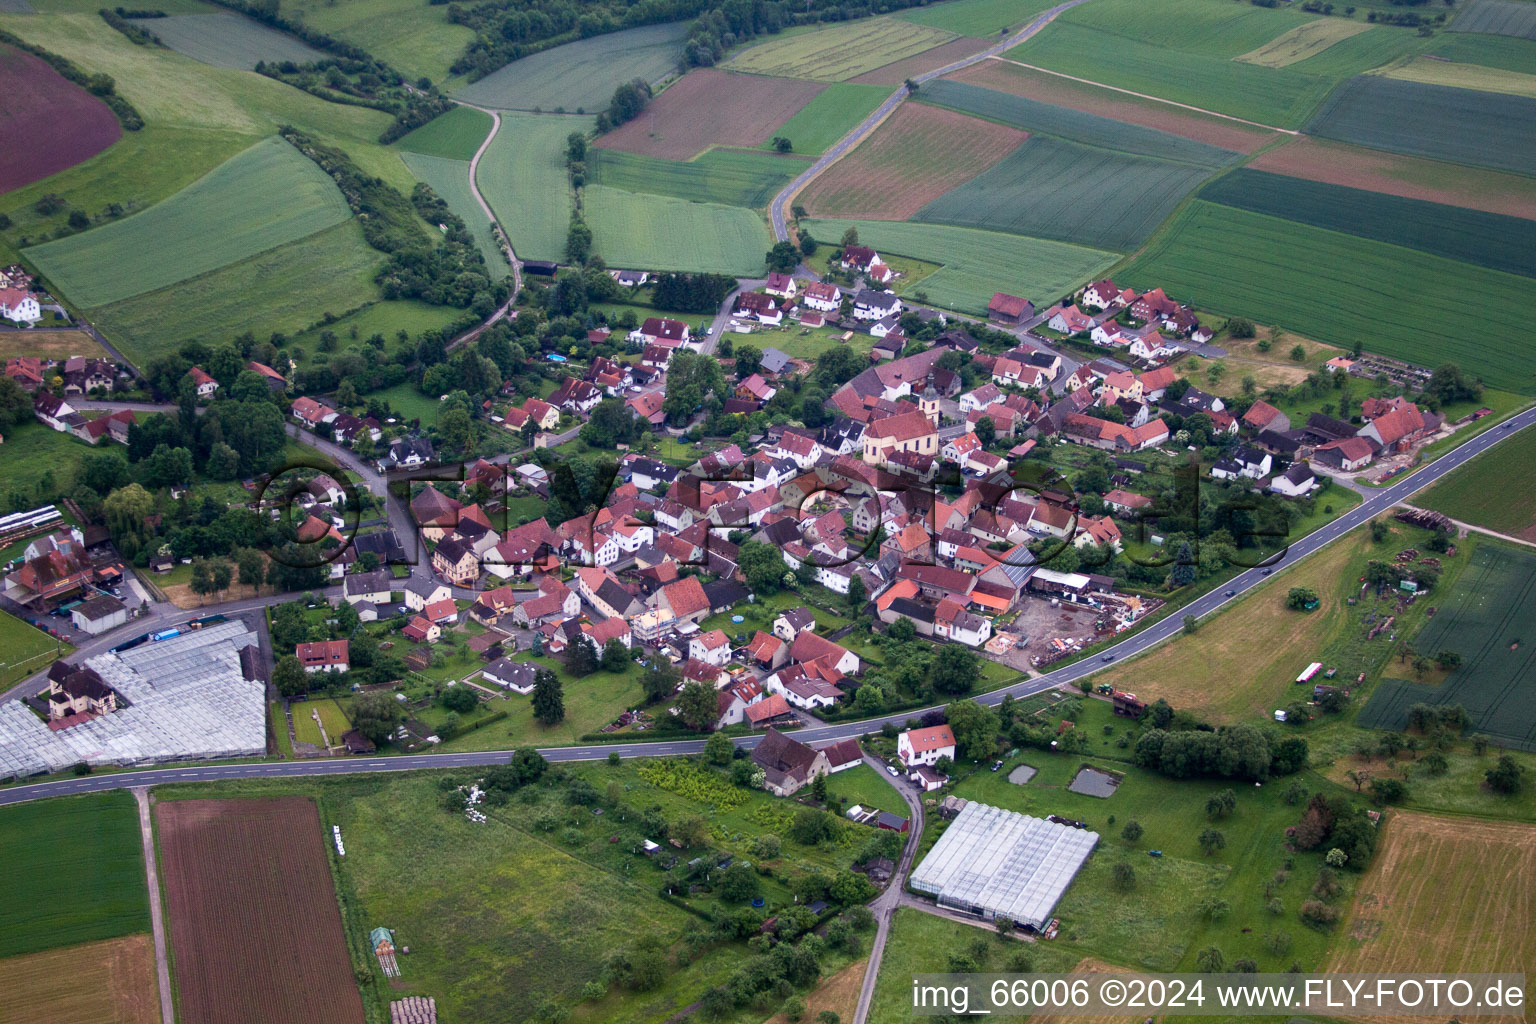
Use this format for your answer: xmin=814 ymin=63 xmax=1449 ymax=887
xmin=909 ymin=801 xmax=1099 ymax=931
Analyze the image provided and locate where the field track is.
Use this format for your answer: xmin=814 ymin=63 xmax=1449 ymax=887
xmin=595 ymin=69 xmax=826 ymax=160
xmin=0 ymin=935 xmax=158 ymax=1024
xmin=1328 ymin=812 xmax=1535 ymax=1023
xmin=156 ymin=797 xmax=364 ymax=1024
xmin=0 ymin=43 xmax=121 ymax=193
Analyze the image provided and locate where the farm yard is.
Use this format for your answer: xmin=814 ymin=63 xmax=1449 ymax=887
xmin=1418 ymin=437 xmax=1536 ymax=540
xmin=593 ymin=69 xmax=826 ymax=161
xmin=453 ymin=22 xmax=690 ymax=113
xmin=0 ymin=792 xmax=148 ymax=959
xmin=800 ymin=217 xmax=1115 ymax=315
xmin=475 ymin=113 xmax=587 ymax=264
xmin=761 ymin=83 xmax=891 ymax=157
xmin=1357 ymin=544 xmax=1536 ymax=751
xmin=0 ymin=41 xmax=121 ymax=193
xmin=399 ymin=150 xmax=508 ymax=277
xmin=1449 ymin=0 xmax=1536 ymax=40
xmin=23 ymin=135 xmax=352 ymax=308
xmin=583 ymin=186 xmax=769 ymax=276
xmin=1247 ymin=135 xmax=1536 ymax=220
xmin=798 ymin=102 xmax=1029 ymax=220
xmin=393 ymin=104 xmax=493 ymax=161
xmin=1305 ymin=75 xmax=1536 ymax=176
xmin=587 ymin=147 xmax=809 ymax=209
xmin=155 ymin=797 xmax=365 ymax=1024
xmin=724 ymin=17 xmax=958 ymax=81
xmin=1326 ymin=812 xmax=1536 ymax=1016
xmin=128 ymin=12 xmax=323 ymax=70
xmin=1118 ymin=201 xmax=1536 ymax=393
xmin=0 ymin=935 xmax=158 ymax=1024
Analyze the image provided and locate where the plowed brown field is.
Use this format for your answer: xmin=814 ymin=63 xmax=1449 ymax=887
xmin=0 ymin=935 xmax=157 ymax=1024
xmin=800 ymin=102 xmax=1027 ymax=219
xmin=947 ymin=59 xmax=1276 ymax=152
xmin=1248 ymin=136 xmax=1536 ymax=221
xmin=850 ymin=35 xmax=992 ymax=85
xmin=0 ymin=43 xmax=121 ymax=193
xmin=156 ymin=798 xmax=364 ymax=1024
xmin=1326 ymin=812 xmax=1536 ymax=1024
xmin=594 ymin=68 xmax=826 ymax=160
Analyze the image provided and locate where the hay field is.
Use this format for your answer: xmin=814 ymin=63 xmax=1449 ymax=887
xmin=583 ymin=186 xmax=769 ymax=275
xmin=725 ymin=17 xmax=957 ymax=81
xmin=0 ymin=329 xmax=108 ymax=362
xmin=476 ymin=113 xmax=589 ymax=263
xmin=279 ymin=0 xmax=473 ymax=82
xmin=1248 ymin=136 xmax=1536 ymax=221
xmin=24 ymin=136 xmax=351 ymax=308
xmin=0 ymin=611 xmax=63 ymax=690
xmin=130 ymin=12 xmax=323 ymax=70
xmin=799 ymin=103 xmax=1029 ymax=220
xmin=1327 ymin=813 xmax=1536 ymax=1023
xmin=0 ymin=935 xmax=158 ymax=1024
xmin=1237 ymin=18 xmax=1371 ymax=68
xmin=454 ymin=22 xmax=689 ymax=113
xmin=594 ymin=68 xmax=825 ymax=160
xmin=1378 ymin=54 xmax=1536 ymax=98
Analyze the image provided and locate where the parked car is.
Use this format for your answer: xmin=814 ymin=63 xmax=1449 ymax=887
xmin=991 ymin=760 xmax=1003 ymax=772
xmin=886 ymin=764 xmax=899 ymax=777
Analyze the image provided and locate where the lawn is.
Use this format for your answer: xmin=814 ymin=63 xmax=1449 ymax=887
xmin=583 ymin=186 xmax=770 ymax=276
xmin=587 ymin=147 xmax=811 ymax=209
xmin=129 ymin=11 xmax=323 ymax=69
xmin=0 ymin=792 xmax=149 ymax=958
xmin=0 ymin=420 xmax=89 ymax=506
xmin=269 ymin=702 xmax=293 ymax=758
xmin=0 ymin=610 xmax=66 ymax=689
xmin=763 ymin=82 xmax=892 ymax=156
xmin=1418 ymin=430 xmax=1536 ymax=539
xmin=699 ymin=588 xmax=851 ymax=641
xmin=400 ymin=150 xmax=509 ymax=278
xmin=897 ymin=0 xmax=1063 ymax=36
xmin=475 ymin=112 xmax=587 ymax=263
xmin=279 ymin=0 xmax=474 ymax=83
xmin=286 ymin=300 xmax=461 ymax=372
xmin=290 ymin=697 xmax=353 ymax=748
xmin=394 ymin=104 xmax=493 ymax=160
xmin=454 ymin=22 xmax=691 ymax=112
xmin=24 ymin=135 xmax=352 ymax=308
xmin=1118 ymin=201 xmax=1536 ymax=394
xmin=429 ymin=655 xmax=647 ymax=750
xmin=88 ymin=218 xmax=385 ymax=368
xmin=799 ymin=217 xmax=1117 ymax=315
xmin=823 ymin=763 xmax=904 ymax=815
xmin=725 ymin=17 xmax=957 ymax=81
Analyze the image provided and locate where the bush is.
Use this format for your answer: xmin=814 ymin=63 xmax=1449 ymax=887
xmin=1299 ymin=899 xmax=1340 ymax=929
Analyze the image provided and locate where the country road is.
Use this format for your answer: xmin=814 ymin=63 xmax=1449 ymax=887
xmin=768 ymin=0 xmax=1095 ymax=241
xmin=1 ymin=408 xmax=1530 ymax=808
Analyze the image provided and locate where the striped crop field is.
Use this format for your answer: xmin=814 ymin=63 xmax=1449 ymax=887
xmin=394 ymin=105 xmax=494 ymax=161
xmin=725 ymin=17 xmax=957 ymax=81
xmin=762 ymin=82 xmax=892 ymax=156
xmin=587 ymin=148 xmax=809 ymax=209
xmin=1448 ymin=0 xmax=1536 ymax=40
xmin=1376 ymin=55 xmax=1536 ymax=99
xmin=454 ymin=22 xmax=689 ymax=113
xmin=129 ymin=12 xmax=324 ymax=70
xmin=476 ymin=113 xmax=589 ymax=263
xmin=896 ymin=0 xmax=1063 ymax=37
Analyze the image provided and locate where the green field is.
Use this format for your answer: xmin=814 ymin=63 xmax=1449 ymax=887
xmin=762 ymin=82 xmax=891 ymax=156
xmin=278 ymin=0 xmax=474 ymax=83
xmin=291 ymin=697 xmax=353 ymax=747
xmin=287 ymin=300 xmax=460 ymax=368
xmin=1200 ymin=169 xmax=1536 ymax=279
xmin=1358 ymin=544 xmax=1536 ymax=750
xmin=0 ymin=611 xmax=64 ymax=688
xmin=89 ymin=218 xmax=385 ymax=367
xmin=919 ymin=81 xmax=1240 ymax=165
xmin=1429 ymin=31 xmax=1536 ymax=73
xmin=1419 ymin=434 xmax=1536 ymax=538
xmin=454 ymin=22 xmax=690 ymax=113
xmin=1379 ymin=53 xmax=1536 ymax=98
xmin=588 ymin=147 xmax=810 ymax=208
xmin=25 ymin=135 xmax=352 ymax=308
xmin=801 ymin=217 xmax=1117 ymax=314
xmin=476 ymin=112 xmax=586 ymax=263
xmin=1119 ymin=201 xmax=1536 ymax=394
xmin=400 ymin=151 xmax=508 ymax=278
xmin=725 ymin=17 xmax=956 ymax=81
xmin=0 ymin=792 xmax=149 ymax=958
xmin=1449 ymin=0 xmax=1536 ymax=40
xmin=897 ymin=0 xmax=1062 ymax=37
xmin=915 ymin=135 xmax=1217 ymax=251
xmin=584 ymin=185 xmax=770 ymax=275
xmin=394 ymin=105 xmax=493 ymax=161
xmin=1305 ymin=74 xmax=1536 ymax=176
xmin=129 ymin=11 xmax=323 ymax=69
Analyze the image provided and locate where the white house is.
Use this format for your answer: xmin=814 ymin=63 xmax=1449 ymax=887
xmin=404 ymin=578 xmax=453 ymax=612
xmin=801 ymin=282 xmax=841 ymax=312
xmin=898 ymin=725 xmax=956 ymax=767
xmin=0 ymin=287 xmax=41 ymax=325
xmin=1270 ymin=463 xmax=1316 ymax=497
xmin=481 ymin=657 xmax=538 ymax=694
xmin=689 ymin=629 xmax=733 ymax=667
xmin=189 ymin=367 xmax=219 ymax=399
xmin=70 ymin=594 xmax=127 ymax=636
xmin=852 ymin=289 xmax=901 ymax=322
xmin=773 ymin=607 xmax=816 ymax=643
xmin=1233 ymin=447 xmax=1272 ymax=479
xmin=342 ymin=570 xmax=393 ymax=605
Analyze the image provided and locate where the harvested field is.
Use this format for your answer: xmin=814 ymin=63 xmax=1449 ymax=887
xmin=0 ymin=43 xmax=121 ymax=193
xmin=155 ymin=797 xmax=364 ymax=1024
xmin=595 ymin=69 xmax=825 ymax=160
xmin=799 ymin=103 xmax=1028 ymax=220
xmin=1248 ymin=135 xmax=1536 ymax=221
xmin=1029 ymin=959 xmax=1132 ymax=1024
xmin=1327 ymin=812 xmax=1536 ymax=1024
xmin=1448 ymin=0 xmax=1536 ymax=40
xmin=763 ymin=960 xmax=868 ymax=1024
xmin=1378 ymin=54 xmax=1536 ymax=98
xmin=129 ymin=12 xmax=323 ymax=70
xmin=947 ymin=60 xmax=1277 ymax=152
xmin=724 ymin=17 xmax=957 ymax=81
xmin=454 ymin=22 xmax=689 ymax=113
xmin=1305 ymin=74 xmax=1536 ymax=176
xmin=0 ymin=329 xmax=109 ymax=363
xmin=848 ymin=34 xmax=991 ymax=84
xmin=0 ymin=934 xmax=158 ymax=1024
xmin=1237 ymin=18 xmax=1372 ymax=68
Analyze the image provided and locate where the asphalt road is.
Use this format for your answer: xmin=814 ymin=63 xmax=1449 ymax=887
xmin=2 ymin=409 xmax=1528 ymax=807
xmin=768 ymin=0 xmax=1095 ymax=241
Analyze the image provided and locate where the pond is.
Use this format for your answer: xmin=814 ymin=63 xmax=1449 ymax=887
xmin=1007 ymin=764 xmax=1037 ymax=785
xmin=1067 ymin=766 xmax=1121 ymax=798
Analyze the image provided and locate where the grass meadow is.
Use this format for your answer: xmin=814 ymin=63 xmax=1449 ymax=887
xmin=130 ymin=11 xmax=323 ymax=69
xmin=394 ymin=104 xmax=493 ymax=161
xmin=25 ymin=136 xmax=351 ymax=307
xmin=0 ymin=792 xmax=149 ymax=958
xmin=0 ymin=611 xmax=65 ymax=688
xmin=1119 ymin=201 xmax=1536 ymax=393
xmin=587 ymin=147 xmax=811 ymax=209
xmin=764 ymin=82 xmax=891 ymax=156
xmin=454 ymin=22 xmax=690 ymax=113
xmin=1418 ymin=432 xmax=1536 ymax=538
xmin=476 ymin=112 xmax=587 ymax=263
xmin=823 ymin=764 xmax=905 ymax=815
xmin=725 ymin=17 xmax=956 ymax=81
xmin=278 ymin=0 xmax=474 ymax=83
xmin=800 ymin=217 xmax=1116 ymax=314
xmin=400 ymin=150 xmax=509 ymax=277
xmin=897 ymin=0 xmax=1063 ymax=36
xmin=583 ymin=185 xmax=770 ymax=276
